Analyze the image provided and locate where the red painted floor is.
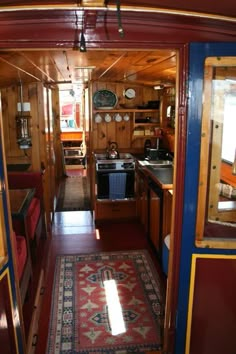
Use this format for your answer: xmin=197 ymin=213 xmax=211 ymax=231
xmin=23 ymin=174 xmax=165 ymax=353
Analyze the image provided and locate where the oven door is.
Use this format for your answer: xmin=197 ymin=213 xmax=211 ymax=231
xmin=96 ymin=170 xmax=135 ymax=200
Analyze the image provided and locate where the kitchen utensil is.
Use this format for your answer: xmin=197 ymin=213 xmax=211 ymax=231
xmin=107 ymin=142 xmax=119 ymax=159
xmin=149 ymin=148 xmax=158 ymax=160
xmin=144 ymin=139 xmax=152 ymax=157
xmin=94 ymin=113 xmax=102 ymax=123
xmin=104 ymin=113 xmax=112 ymax=122
xmin=114 ymin=113 xmax=122 ymax=122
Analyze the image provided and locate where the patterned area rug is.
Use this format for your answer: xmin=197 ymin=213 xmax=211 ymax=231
xmin=56 ymin=176 xmax=90 ymax=211
xmin=46 ymin=250 xmax=164 ymax=353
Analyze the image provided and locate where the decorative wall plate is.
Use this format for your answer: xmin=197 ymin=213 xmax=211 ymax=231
xmin=93 ymin=89 xmax=118 ymax=109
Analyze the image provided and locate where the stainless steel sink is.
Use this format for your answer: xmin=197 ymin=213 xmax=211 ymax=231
xmin=148 ymin=160 xmax=172 ymax=165
xmin=148 ymin=164 xmax=173 ymax=169
xmin=138 ymin=159 xmax=173 ymax=167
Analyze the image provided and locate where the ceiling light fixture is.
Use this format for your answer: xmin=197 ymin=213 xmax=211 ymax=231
xmin=80 ymin=9 xmax=87 ymax=52
xmin=73 ymin=10 xmax=87 ymax=52
xmin=73 ymin=11 xmax=80 ymax=51
xmin=116 ymin=0 xmax=124 ymax=38
xmin=154 ymin=84 xmax=164 ymax=90
xmin=79 ymin=30 xmax=87 ymax=52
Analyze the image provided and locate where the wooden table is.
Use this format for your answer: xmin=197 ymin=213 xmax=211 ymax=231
xmin=9 ymin=188 xmax=35 ymax=218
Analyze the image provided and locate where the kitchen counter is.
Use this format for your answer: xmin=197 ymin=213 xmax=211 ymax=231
xmin=136 ymin=159 xmax=173 ymax=189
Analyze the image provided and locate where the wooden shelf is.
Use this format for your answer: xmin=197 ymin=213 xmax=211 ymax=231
xmin=134 ymin=122 xmax=160 ymax=126
xmin=93 ymin=109 xmax=158 ymax=113
xmin=132 ymin=135 xmax=157 ymax=141
xmin=62 ymin=138 xmax=85 ymax=167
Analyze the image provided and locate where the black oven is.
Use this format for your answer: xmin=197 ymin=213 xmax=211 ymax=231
xmin=95 ymin=153 xmax=135 ymax=200
xmin=96 ymin=170 xmax=135 ymax=200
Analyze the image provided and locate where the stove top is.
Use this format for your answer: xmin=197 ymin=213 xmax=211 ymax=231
xmin=95 ymin=153 xmax=134 ymax=161
xmin=95 ymin=153 xmax=135 ymax=171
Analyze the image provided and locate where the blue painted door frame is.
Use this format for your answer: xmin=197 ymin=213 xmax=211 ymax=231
xmin=0 ymin=127 xmax=24 ymax=352
xmin=175 ymin=42 xmax=236 ymax=354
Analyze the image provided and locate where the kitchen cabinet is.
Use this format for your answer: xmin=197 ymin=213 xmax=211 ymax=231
xmin=135 ymin=159 xmax=173 ymax=259
xmin=148 ymin=181 xmax=163 ymax=254
xmin=136 ymin=167 xmax=149 ymax=234
xmin=149 ymin=188 xmax=161 ymax=251
xmin=162 ymin=189 xmax=173 ymax=239
xmin=95 ymin=200 xmax=136 ymax=221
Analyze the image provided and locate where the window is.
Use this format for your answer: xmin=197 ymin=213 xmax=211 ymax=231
xmin=196 ymin=57 xmax=236 ymax=248
xmin=59 ymin=89 xmax=83 ymax=131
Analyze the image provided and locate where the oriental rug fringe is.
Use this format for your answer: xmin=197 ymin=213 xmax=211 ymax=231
xmin=46 ymin=250 xmax=164 ymax=354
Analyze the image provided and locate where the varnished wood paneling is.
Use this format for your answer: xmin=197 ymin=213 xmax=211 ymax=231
xmin=92 ymin=81 xmax=161 ymax=152
xmin=0 ymin=50 xmax=176 ymax=91
xmin=1 ymin=83 xmax=44 ymax=169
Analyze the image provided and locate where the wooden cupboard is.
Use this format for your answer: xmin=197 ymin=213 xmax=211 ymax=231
xmin=149 ymin=188 xmax=161 ymax=252
xmin=162 ymin=189 xmax=173 ymax=239
xmin=136 ymin=167 xmax=149 ymax=234
xmin=95 ymin=199 xmax=136 ymax=221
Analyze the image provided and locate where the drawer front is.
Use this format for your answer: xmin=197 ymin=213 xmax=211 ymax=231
xmin=95 ymin=200 xmax=136 ymax=220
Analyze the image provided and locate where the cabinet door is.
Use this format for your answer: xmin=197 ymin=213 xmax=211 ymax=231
xmin=162 ymin=189 xmax=173 ymax=239
xmin=149 ymin=189 xmax=160 ymax=251
xmin=136 ymin=171 xmax=148 ymax=233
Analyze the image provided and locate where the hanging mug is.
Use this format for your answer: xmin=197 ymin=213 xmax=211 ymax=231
xmin=95 ymin=113 xmax=102 ymax=123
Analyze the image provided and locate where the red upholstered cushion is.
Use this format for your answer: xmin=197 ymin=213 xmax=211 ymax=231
xmin=7 ymin=171 xmax=43 ymax=200
xmin=8 ymin=171 xmax=43 ymax=240
xmin=12 ymin=197 xmax=41 ymax=240
xmin=13 ymin=233 xmax=27 ymax=280
xmin=26 ymin=197 xmax=41 ymax=240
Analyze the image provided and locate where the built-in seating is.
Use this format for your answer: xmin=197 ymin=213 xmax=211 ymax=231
xmin=7 ymin=171 xmax=45 ymax=257
xmin=12 ymin=231 xmax=32 ymax=304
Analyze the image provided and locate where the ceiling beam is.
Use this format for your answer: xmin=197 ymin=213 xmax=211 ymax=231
xmin=81 ymin=0 xmax=106 ymax=6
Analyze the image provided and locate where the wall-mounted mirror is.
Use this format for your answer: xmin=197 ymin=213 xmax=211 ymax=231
xmin=196 ymin=57 xmax=236 ymax=248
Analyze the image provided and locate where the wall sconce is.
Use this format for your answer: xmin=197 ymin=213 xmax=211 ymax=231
xmin=16 ymin=102 xmax=32 ymax=149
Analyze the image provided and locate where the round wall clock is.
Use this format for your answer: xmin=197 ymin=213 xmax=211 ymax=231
xmin=124 ymin=88 xmax=136 ymax=99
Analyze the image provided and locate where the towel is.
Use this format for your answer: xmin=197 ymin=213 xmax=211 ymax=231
xmin=109 ymin=173 xmax=127 ymax=199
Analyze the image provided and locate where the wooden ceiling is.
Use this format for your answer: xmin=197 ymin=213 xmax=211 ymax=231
xmin=0 ymin=0 xmax=235 ymax=18
xmin=0 ymin=1 xmax=235 ymax=91
xmin=0 ymin=49 xmax=177 ymax=90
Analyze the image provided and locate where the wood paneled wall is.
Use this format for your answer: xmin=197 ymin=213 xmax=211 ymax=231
xmin=1 ymin=83 xmax=44 ymax=170
xmin=1 ymin=83 xmax=62 ymax=232
xmin=91 ymin=81 xmax=161 ymax=153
